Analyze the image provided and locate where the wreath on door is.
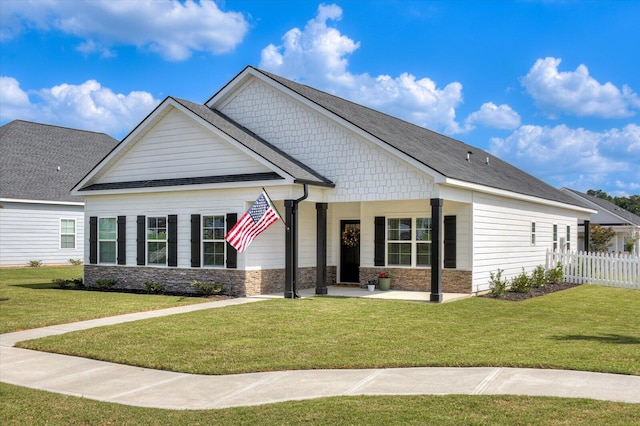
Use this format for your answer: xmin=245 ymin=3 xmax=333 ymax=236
xmin=341 ymin=227 xmax=360 ymax=248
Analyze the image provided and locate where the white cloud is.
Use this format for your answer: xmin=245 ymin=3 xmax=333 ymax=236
xmin=259 ymin=4 xmax=467 ymax=134
xmin=0 ymin=0 xmax=248 ymax=60
xmin=490 ymin=124 xmax=640 ymax=192
xmin=0 ymin=76 xmax=160 ymax=136
xmin=465 ymin=102 xmax=521 ymax=130
xmin=521 ymin=57 xmax=640 ymax=119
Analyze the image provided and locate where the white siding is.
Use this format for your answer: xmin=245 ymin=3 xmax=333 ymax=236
xmin=97 ymin=109 xmax=271 ymax=184
xmin=0 ymin=201 xmax=84 ymax=266
xmin=472 ymin=192 xmax=579 ymax=292
xmin=84 ymin=188 xmax=288 ymax=271
xmin=220 ymin=79 xmax=436 ymax=202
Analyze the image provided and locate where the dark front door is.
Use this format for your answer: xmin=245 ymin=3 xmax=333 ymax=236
xmin=340 ymin=220 xmax=360 ymax=283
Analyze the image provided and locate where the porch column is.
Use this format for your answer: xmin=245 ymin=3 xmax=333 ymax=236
xmin=583 ymin=220 xmax=590 ymax=253
xmin=316 ymin=203 xmax=328 ymax=295
xmin=430 ymin=198 xmax=443 ymax=302
xmin=284 ymin=200 xmax=298 ymax=298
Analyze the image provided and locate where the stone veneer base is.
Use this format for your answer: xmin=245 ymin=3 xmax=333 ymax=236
xmin=85 ymin=265 xmax=337 ymax=297
xmin=360 ymin=267 xmax=472 ymax=294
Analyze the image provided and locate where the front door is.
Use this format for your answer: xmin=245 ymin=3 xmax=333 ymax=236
xmin=340 ymin=220 xmax=360 ymax=283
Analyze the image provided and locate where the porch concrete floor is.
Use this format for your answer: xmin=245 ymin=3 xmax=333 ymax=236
xmin=259 ymin=286 xmax=471 ymax=303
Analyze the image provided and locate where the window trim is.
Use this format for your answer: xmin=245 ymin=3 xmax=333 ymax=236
xmin=553 ymin=224 xmax=558 ymax=251
xmin=531 ymin=221 xmax=536 ymax=246
xmin=60 ymin=218 xmax=76 ymax=249
xmin=98 ymin=217 xmax=117 ymax=264
xmin=566 ymin=225 xmax=571 ymax=251
xmin=386 ymin=216 xmax=432 ymax=268
xmin=201 ymin=214 xmax=226 ymax=268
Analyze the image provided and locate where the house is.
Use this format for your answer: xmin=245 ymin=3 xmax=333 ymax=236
xmin=72 ymin=66 xmax=593 ymax=298
xmin=562 ymin=188 xmax=640 ymax=255
xmin=0 ymin=120 xmax=118 ymax=267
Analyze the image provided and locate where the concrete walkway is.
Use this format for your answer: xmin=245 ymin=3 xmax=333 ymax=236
xmin=2 ymin=295 xmax=639 ymax=409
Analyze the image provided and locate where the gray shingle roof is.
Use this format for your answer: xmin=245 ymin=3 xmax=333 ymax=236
xmin=252 ymin=67 xmax=583 ymax=207
xmin=171 ymin=97 xmax=333 ymax=187
xmin=565 ymin=189 xmax=640 ymax=226
xmin=0 ymin=120 xmax=119 ymax=202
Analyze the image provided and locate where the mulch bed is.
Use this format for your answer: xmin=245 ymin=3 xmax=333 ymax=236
xmin=481 ymin=282 xmax=581 ymax=301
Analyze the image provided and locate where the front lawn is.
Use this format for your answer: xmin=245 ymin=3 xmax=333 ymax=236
xmin=2 ymin=382 xmax=639 ymax=425
xmin=18 ymin=285 xmax=640 ymax=375
xmin=0 ymin=267 xmax=207 ymax=334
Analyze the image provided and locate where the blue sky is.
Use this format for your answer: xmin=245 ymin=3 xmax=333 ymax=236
xmin=1 ymin=0 xmax=638 ymax=195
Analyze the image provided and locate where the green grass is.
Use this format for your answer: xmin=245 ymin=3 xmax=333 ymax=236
xmin=18 ymin=285 xmax=640 ymax=375
xmin=0 ymin=267 xmax=207 ymax=334
xmin=2 ymin=382 xmax=640 ymax=426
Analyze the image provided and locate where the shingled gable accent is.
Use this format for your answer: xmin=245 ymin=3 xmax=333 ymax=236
xmin=207 ymin=66 xmax=585 ymax=208
xmin=74 ymin=97 xmax=333 ymax=194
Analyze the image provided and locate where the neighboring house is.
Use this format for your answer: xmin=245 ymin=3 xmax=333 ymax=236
xmin=562 ymin=188 xmax=640 ymax=255
xmin=72 ymin=66 xmax=593 ymax=298
xmin=0 ymin=120 xmax=119 ymax=266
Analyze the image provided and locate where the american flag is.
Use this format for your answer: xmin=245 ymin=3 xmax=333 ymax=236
xmin=225 ymin=192 xmax=280 ymax=253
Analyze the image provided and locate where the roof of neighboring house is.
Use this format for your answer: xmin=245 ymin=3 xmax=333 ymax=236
xmin=247 ymin=67 xmax=582 ymax=207
xmin=563 ymin=188 xmax=640 ymax=226
xmin=0 ymin=120 xmax=119 ymax=203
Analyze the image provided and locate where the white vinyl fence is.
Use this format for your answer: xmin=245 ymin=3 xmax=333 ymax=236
xmin=547 ymin=250 xmax=640 ymax=289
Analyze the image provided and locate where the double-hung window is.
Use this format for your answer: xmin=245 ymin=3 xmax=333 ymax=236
xmin=203 ymin=215 xmax=225 ymax=267
xmin=553 ymin=224 xmax=558 ymax=251
xmin=531 ymin=222 xmax=536 ymax=246
xmin=147 ymin=216 xmax=167 ymax=265
xmin=98 ymin=217 xmax=117 ymax=263
xmin=60 ymin=219 xmax=76 ymax=249
xmin=387 ymin=217 xmax=432 ymax=267
xmin=566 ymin=226 xmax=571 ymax=251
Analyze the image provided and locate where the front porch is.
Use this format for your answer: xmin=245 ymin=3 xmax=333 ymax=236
xmin=262 ymin=285 xmax=471 ymax=303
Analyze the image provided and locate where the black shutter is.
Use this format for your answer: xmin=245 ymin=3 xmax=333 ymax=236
xmin=168 ymin=215 xmax=178 ymax=267
xmin=136 ymin=216 xmax=145 ymax=265
xmin=226 ymin=213 xmax=238 ymax=269
xmin=191 ymin=214 xmax=201 ymax=268
xmin=89 ymin=216 xmax=98 ymax=264
xmin=117 ymin=216 xmax=126 ymax=265
xmin=444 ymin=215 xmax=457 ymax=269
xmin=374 ymin=216 xmax=385 ymax=266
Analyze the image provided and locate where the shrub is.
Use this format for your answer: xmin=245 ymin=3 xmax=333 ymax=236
xmin=192 ymin=280 xmax=224 ymax=296
xmin=489 ymin=269 xmax=507 ymax=297
xmin=68 ymin=258 xmax=83 ymax=266
xmin=510 ymin=268 xmax=532 ymax=293
xmin=27 ymin=260 xmax=42 ymax=267
xmin=144 ymin=281 xmax=166 ymax=294
xmin=94 ymin=278 xmax=118 ymax=290
xmin=531 ymin=265 xmax=546 ymax=288
xmin=546 ymin=262 xmax=564 ymax=284
xmin=52 ymin=277 xmax=83 ymax=289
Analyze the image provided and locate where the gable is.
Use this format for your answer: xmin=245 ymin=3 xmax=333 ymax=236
xmin=217 ymin=77 xmax=437 ymax=202
xmin=89 ymin=107 xmax=273 ymax=186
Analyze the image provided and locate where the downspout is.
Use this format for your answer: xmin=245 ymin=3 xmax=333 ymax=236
xmin=285 ymin=184 xmax=308 ymax=299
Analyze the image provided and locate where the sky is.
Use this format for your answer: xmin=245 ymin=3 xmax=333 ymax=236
xmin=1 ymin=0 xmax=639 ymax=196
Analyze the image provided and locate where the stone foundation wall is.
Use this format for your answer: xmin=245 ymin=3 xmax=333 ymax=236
xmin=360 ymin=268 xmax=472 ymax=294
xmin=84 ymin=265 xmax=337 ymax=297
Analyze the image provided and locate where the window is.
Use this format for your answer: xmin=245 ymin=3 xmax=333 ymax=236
xmin=99 ymin=218 xmax=117 ymax=263
xmin=531 ymin=222 xmax=536 ymax=246
xmin=416 ymin=217 xmax=432 ymax=266
xmin=566 ymin=226 xmax=571 ymax=251
xmin=203 ymin=215 xmax=225 ymax=267
xmin=147 ymin=216 xmax=167 ymax=265
xmin=387 ymin=217 xmax=432 ymax=267
xmin=60 ymin=219 xmax=76 ymax=249
xmin=553 ymin=224 xmax=558 ymax=251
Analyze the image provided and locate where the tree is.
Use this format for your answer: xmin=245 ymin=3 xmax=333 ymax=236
xmin=588 ymin=224 xmax=616 ymax=253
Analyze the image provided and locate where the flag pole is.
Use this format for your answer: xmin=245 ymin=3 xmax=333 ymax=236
xmin=262 ymin=187 xmax=288 ymax=230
